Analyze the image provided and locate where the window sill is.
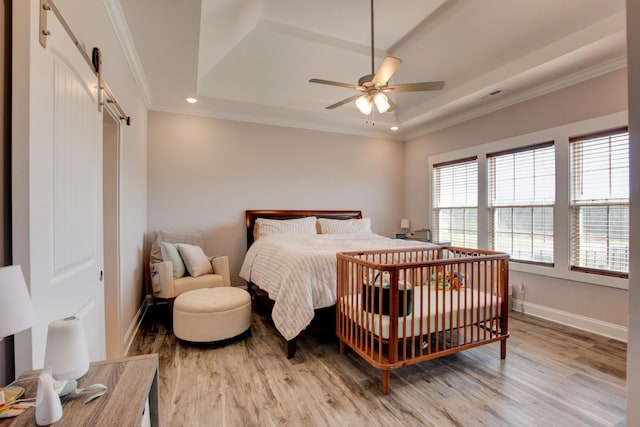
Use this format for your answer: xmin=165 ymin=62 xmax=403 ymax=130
xmin=509 ymin=260 xmax=628 ymax=290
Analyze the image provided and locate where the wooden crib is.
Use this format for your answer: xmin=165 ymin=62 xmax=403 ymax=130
xmin=336 ymin=246 xmax=510 ymax=394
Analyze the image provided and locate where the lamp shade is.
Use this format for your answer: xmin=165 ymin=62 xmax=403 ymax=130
xmin=355 ymin=94 xmax=373 ymax=115
xmin=0 ymin=265 xmax=35 ymax=338
xmin=373 ymin=92 xmax=391 ymax=113
xmin=44 ymin=316 xmax=89 ymax=380
xmin=400 ymin=218 xmax=410 ymax=229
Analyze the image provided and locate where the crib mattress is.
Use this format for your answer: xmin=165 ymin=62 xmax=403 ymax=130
xmin=341 ymin=286 xmax=501 ymax=340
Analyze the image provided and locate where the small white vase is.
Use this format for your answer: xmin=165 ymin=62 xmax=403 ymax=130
xmin=35 ymin=373 xmax=63 ymax=426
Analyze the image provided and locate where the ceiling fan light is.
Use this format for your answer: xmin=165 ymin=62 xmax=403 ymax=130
xmin=373 ymin=92 xmax=390 ymax=113
xmin=355 ymin=94 xmax=373 ymax=115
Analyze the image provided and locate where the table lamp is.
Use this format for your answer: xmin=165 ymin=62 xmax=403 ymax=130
xmin=0 ymin=265 xmax=36 ymax=406
xmin=400 ymin=218 xmax=410 ymax=236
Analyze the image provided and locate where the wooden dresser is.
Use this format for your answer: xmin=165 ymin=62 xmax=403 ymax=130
xmin=0 ymin=354 xmax=159 ymax=426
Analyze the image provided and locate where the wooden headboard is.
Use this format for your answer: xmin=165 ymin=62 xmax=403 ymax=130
xmin=245 ymin=209 xmax=363 ymax=249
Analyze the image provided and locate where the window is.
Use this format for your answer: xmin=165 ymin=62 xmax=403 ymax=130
xmin=488 ymin=142 xmax=555 ymax=264
xmin=569 ymin=127 xmax=629 ymax=277
xmin=432 ymin=157 xmax=478 ymax=247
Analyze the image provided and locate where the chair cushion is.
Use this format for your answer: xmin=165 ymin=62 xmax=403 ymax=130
xmin=173 ymin=274 xmax=225 ymax=296
xmin=176 ymin=243 xmax=213 ymax=277
xmin=160 ymin=242 xmax=186 ymax=279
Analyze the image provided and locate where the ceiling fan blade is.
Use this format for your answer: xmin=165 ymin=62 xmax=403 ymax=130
xmin=325 ymin=94 xmax=362 ymax=109
xmin=384 ymin=81 xmax=445 ymax=92
xmin=371 ymin=56 xmax=402 ymax=87
xmin=309 ymin=78 xmax=363 ymax=91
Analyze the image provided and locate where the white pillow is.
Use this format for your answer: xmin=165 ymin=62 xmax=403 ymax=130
xmin=160 ymin=242 xmax=186 ymax=279
xmin=318 ymin=217 xmax=372 ymax=234
xmin=176 ymin=243 xmax=213 ymax=277
xmin=255 ymin=216 xmax=317 ymax=240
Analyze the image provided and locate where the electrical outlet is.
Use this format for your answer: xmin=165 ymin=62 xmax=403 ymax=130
xmin=519 ymin=282 xmax=525 ymax=293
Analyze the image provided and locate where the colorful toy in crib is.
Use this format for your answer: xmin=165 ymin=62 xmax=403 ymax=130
xmin=431 ymin=271 xmax=464 ymax=290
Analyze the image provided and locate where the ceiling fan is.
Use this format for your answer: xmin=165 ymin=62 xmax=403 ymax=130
xmin=309 ymin=0 xmax=444 ymax=115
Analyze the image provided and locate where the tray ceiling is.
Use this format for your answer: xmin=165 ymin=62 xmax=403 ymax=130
xmin=117 ymin=0 xmax=627 ymax=139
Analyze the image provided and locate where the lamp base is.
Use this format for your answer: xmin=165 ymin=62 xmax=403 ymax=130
xmin=1 ymin=385 xmax=25 ymax=405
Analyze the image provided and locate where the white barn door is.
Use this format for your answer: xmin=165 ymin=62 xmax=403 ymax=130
xmin=12 ymin=1 xmax=105 ymax=372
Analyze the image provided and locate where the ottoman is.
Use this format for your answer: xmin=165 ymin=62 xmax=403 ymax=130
xmin=173 ymin=287 xmax=251 ymax=344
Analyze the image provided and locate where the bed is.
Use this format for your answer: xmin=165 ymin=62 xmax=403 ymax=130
xmin=336 ymin=246 xmax=510 ymax=394
xmin=240 ymin=210 xmax=438 ymax=358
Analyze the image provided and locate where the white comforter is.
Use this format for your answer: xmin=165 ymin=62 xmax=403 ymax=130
xmin=239 ymin=233 xmax=436 ymax=340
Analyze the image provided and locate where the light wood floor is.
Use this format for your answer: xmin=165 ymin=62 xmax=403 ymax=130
xmin=129 ymin=304 xmax=627 ymax=427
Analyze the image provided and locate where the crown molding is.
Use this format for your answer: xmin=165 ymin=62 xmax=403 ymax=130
xmin=149 ymin=105 xmax=405 ymax=141
xmin=150 ymin=55 xmax=625 ymax=143
xmin=102 ymin=0 xmax=154 ymax=107
xmin=404 ymin=55 xmax=627 ymax=140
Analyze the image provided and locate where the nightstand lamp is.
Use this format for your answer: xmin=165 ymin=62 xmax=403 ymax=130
xmin=400 ymin=218 xmax=410 ymax=236
xmin=0 ymin=265 xmax=35 ymax=406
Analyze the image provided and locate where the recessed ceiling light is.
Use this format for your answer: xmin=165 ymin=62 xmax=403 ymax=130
xmin=390 ymin=126 xmax=399 ymax=131
xmin=186 ymin=97 xmax=198 ymax=104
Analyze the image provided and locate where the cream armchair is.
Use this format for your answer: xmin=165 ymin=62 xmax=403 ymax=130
xmin=149 ymin=229 xmax=231 ymax=318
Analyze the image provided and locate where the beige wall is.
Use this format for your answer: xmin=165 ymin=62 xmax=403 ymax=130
xmin=405 ymin=68 xmax=629 ymax=329
xmin=147 ymin=111 xmax=405 ymax=286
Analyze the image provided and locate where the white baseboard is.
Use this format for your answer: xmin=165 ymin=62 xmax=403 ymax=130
xmin=512 ymin=298 xmax=627 ymax=342
xmin=123 ymin=295 xmax=151 ymax=356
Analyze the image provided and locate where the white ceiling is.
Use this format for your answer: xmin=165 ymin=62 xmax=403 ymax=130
xmin=117 ymin=0 xmax=627 ymax=140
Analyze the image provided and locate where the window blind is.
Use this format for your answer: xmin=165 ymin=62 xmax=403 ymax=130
xmin=487 ymin=142 xmax=555 ymax=264
xmin=432 ymin=157 xmax=478 ymax=247
xmin=569 ymin=127 xmax=629 ymax=277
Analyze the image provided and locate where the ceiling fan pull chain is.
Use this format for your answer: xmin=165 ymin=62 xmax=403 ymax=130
xmin=365 ymin=107 xmax=376 ymax=126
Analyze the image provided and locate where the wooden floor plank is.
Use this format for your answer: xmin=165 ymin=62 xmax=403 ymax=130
xmin=129 ymin=307 xmax=626 ymax=427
